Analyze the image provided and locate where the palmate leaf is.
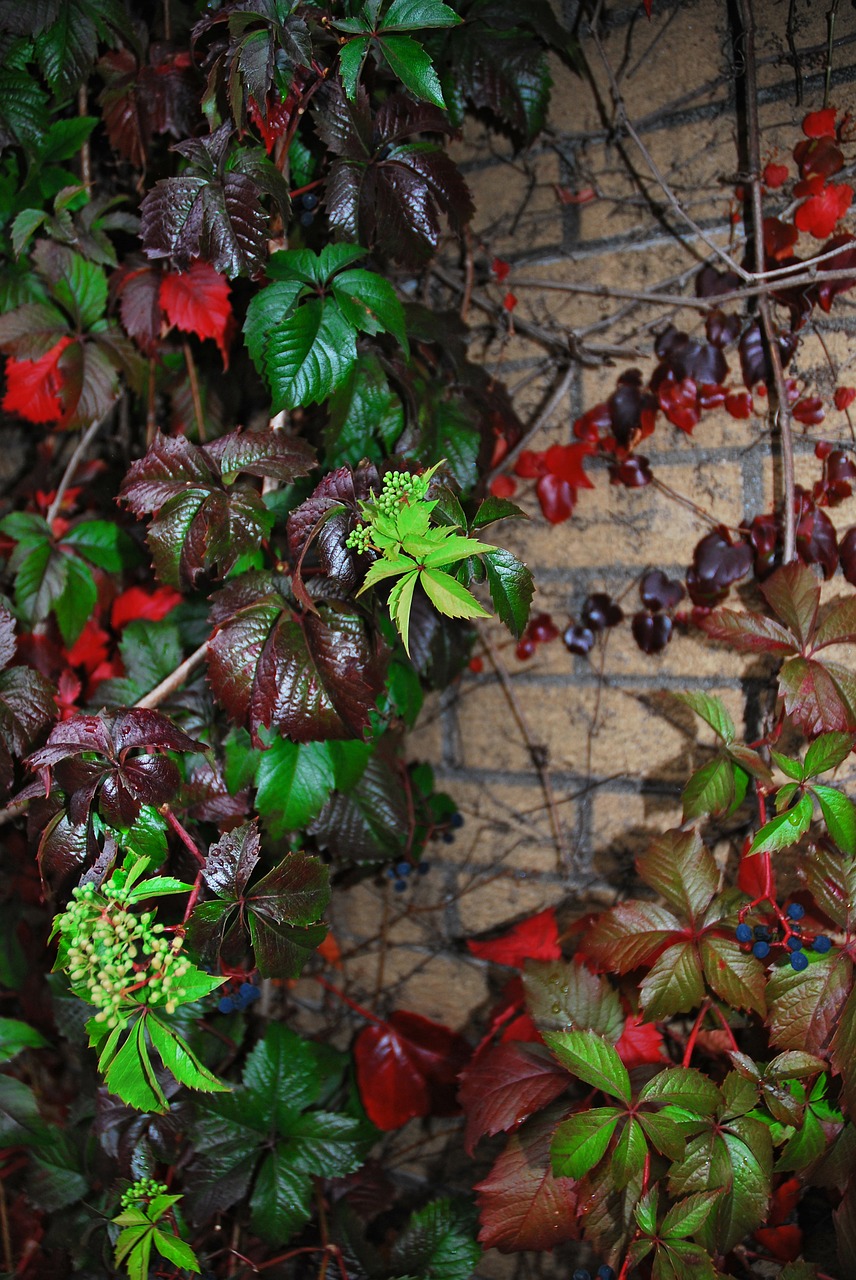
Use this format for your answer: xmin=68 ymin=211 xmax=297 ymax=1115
xmin=94 ymin=1008 xmax=227 ymax=1114
xmin=120 ymin=429 xmax=315 ymax=589
xmin=482 ymin=548 xmax=533 ymax=639
xmin=208 ymin=573 xmax=386 ymax=743
xmin=310 ymin=748 xmax=409 ymax=863
xmin=390 ymin=1198 xmax=481 ymax=1280
xmin=263 ymin=296 xmax=357 ymax=410
xmin=0 ymin=604 xmax=55 ymax=796
xmin=187 ymin=822 xmax=330 ymax=978
xmin=458 ymin=1042 xmax=570 ymax=1155
xmin=542 ymin=1029 xmax=631 ymax=1104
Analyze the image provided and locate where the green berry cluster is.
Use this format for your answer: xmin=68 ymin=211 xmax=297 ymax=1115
xmin=345 ymin=522 xmax=373 ymax=554
xmin=120 ymin=1177 xmax=168 ymax=1209
xmin=57 ymin=881 xmax=192 ymax=1027
xmin=374 ymin=469 xmax=429 ymax=516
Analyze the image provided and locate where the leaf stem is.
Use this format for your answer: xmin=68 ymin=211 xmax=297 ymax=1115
xmin=314 ymin=974 xmax=382 ymax=1024
xmin=182 ymin=340 xmax=206 ymax=442
xmin=682 ymin=998 xmax=711 ymax=1068
xmin=160 ymin=805 xmax=205 ymax=867
xmin=133 ymin=639 xmax=208 ymax=710
xmin=736 ymin=0 xmax=796 ymax=564
xmin=46 ymin=406 xmax=115 ymax=528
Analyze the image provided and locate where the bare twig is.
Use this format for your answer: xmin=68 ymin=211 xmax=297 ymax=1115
xmin=479 ymin=629 xmax=569 ymax=870
xmin=183 ymin=339 xmax=206 ymax=441
xmin=485 ymin=364 xmax=575 ymax=488
xmin=825 ymin=0 xmax=842 ymax=110
xmin=45 ymin=407 xmax=115 ymax=528
xmin=587 ymin=20 xmax=750 ymax=281
xmin=133 ymin=640 xmax=209 ymax=710
xmin=738 ymin=0 xmax=796 ymax=563
xmin=78 ymin=85 xmax=91 ymax=193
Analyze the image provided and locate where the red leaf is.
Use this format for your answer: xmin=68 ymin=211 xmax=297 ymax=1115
xmin=2 ymin=337 xmax=73 ymax=425
xmin=738 ymin=841 xmax=775 ymax=898
xmin=467 ymin=907 xmax=562 ymax=967
xmin=643 ymin=0 xmax=652 ymax=14
xmin=763 ymin=162 xmax=789 ymax=189
xmin=66 ymin=621 xmax=111 ymax=676
xmin=795 ymin=183 xmax=853 ymax=240
xmin=492 ymin=258 xmax=510 ymax=283
xmin=803 ymin=107 xmax=838 ymax=139
xmin=725 ymin=390 xmax=753 ymax=419
xmin=763 ymin=216 xmax=798 ymax=261
xmin=657 ymin=377 xmax=700 ymax=432
xmin=554 ymin=185 xmax=597 ymax=205
xmin=754 ymin=1225 xmax=803 ymax=1262
xmin=514 ymin=450 xmax=549 ymax=478
xmin=475 ymin=1110 xmax=579 ymax=1252
xmin=614 ymin=1015 xmax=667 ymax=1068
xmin=458 ymin=1041 xmax=570 ymax=1154
xmin=769 ymin=1177 xmax=802 ymax=1225
xmin=111 ymin=585 xmax=183 ymax=629
xmin=835 ymin=386 xmax=856 ymax=410
xmin=489 ymin=474 xmax=517 ymax=499
xmin=543 ymin=442 xmax=595 ymax=487
xmin=354 ymin=1010 xmax=470 ymax=1131
xmin=794 ymin=136 xmax=844 ymax=181
xmin=792 ymin=396 xmax=825 ymax=426
xmin=574 ymin=402 xmax=611 ymax=442
xmin=503 ymin=292 xmax=517 ymax=312
xmin=160 ymin=261 xmax=234 ymax=367
xmin=536 ymin=474 xmax=575 ymax=523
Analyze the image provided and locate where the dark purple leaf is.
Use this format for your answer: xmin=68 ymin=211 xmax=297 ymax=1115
xmin=632 ymin=611 xmax=672 ymax=654
xmin=609 ymin=455 xmax=652 ymax=487
xmin=841 ymin=527 xmax=856 ymax=586
xmin=309 ymin=750 xmax=408 ymax=863
xmin=114 ymin=262 xmax=163 ymax=356
xmin=705 ymin=309 xmax=742 ymax=348
xmin=607 ymin=369 xmax=655 ymax=448
xmin=0 ymin=605 xmax=55 ymax=796
xmin=562 ymin=624 xmax=594 ymax=656
xmin=582 ymin=593 xmax=623 ymax=631
xmin=796 ymin=502 xmax=839 ymax=579
xmin=207 ymin=574 xmax=386 ymax=743
xmin=686 ymin=528 xmax=753 ymax=607
xmin=640 ymin=570 xmax=684 ymax=612
xmin=738 ymin=321 xmax=798 ymax=388
xmin=286 ymin=461 xmax=379 ymax=593
xmin=695 ymin=265 xmax=743 ymax=298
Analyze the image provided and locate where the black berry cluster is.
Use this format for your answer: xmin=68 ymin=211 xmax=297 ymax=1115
xmin=218 ymin=981 xmax=261 ymax=1015
xmin=386 ymin=859 xmax=432 ymax=892
xmin=735 ymin=902 xmax=831 ymax=970
xmin=573 ymin=1265 xmax=615 ymax=1280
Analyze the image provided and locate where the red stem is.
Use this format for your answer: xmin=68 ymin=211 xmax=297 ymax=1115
xmin=314 ymin=975 xmax=382 ymax=1025
xmin=160 ymin=806 xmax=205 ymax=868
xmin=709 ymin=1001 xmax=740 ymax=1052
xmin=682 ymin=998 xmax=712 ymax=1067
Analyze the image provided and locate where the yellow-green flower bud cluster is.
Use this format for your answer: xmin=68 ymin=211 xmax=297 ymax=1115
xmin=345 ymin=522 xmax=373 ymax=554
xmin=374 ymin=469 xmax=429 ymax=517
xmin=120 ymin=1177 xmax=168 ymax=1209
xmin=57 ymin=881 xmax=192 ymax=1028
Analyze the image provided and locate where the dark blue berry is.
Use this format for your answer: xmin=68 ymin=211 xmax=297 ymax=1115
xmin=386 ymin=866 xmax=397 ymax=878
xmin=395 ymin=861 xmax=411 ymax=877
xmin=239 ymin=982 xmax=260 ymax=1005
xmin=786 ymin=935 xmax=803 ymax=951
xmin=597 ymin=1269 xmax=616 ymax=1280
xmin=301 ymin=192 xmax=319 ymax=210
xmin=442 ymin=832 xmax=455 ymax=844
xmin=813 ymin=934 xmax=832 ymax=953
xmin=787 ymin=902 xmax=806 ymax=920
xmin=450 ymin=812 xmax=464 ymax=829
xmin=299 ymin=209 xmax=314 ymax=228
xmin=393 ymin=879 xmax=408 ymax=892
xmin=790 ymin=951 xmax=809 ymax=971
xmin=217 ymin=996 xmax=235 ymax=1014
xmin=752 ymin=940 xmax=770 ymax=959
xmin=417 ymin=860 xmax=431 ymax=875
xmin=754 ymin=925 xmax=771 ymax=941
xmin=735 ymin=923 xmax=752 ymax=943
xmin=572 ymin=1272 xmax=591 ymax=1280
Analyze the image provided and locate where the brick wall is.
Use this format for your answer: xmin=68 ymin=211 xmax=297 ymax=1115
xmin=294 ymin=3 xmax=856 ymax=1274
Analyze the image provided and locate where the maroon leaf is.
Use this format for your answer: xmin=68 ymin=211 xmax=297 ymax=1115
xmin=686 ymin=527 xmax=752 ymax=607
xmin=188 ymin=822 xmax=330 ymax=976
xmin=0 ymin=606 xmax=55 ymax=796
xmin=777 ymin=655 xmax=856 ymax=736
xmin=698 ymin=609 xmax=796 ymax=654
xmin=25 ymin=710 xmax=200 ymax=827
xmin=120 ymin=429 xmax=315 ymax=589
xmin=796 ymin=503 xmax=838 ymax=579
xmin=354 ymin=1010 xmax=471 ymax=1130
xmin=318 ymin=84 xmax=473 ymax=266
xmin=760 ymin=561 xmax=820 ymax=647
xmin=113 ymin=262 xmax=164 ymax=355
xmin=458 ymin=1042 xmax=571 ymax=1155
xmin=208 ymin=574 xmax=386 ymax=743
xmin=767 ymin=950 xmax=852 ymax=1055
xmin=98 ymin=46 xmax=200 ymax=169
xmin=286 ymin=460 xmax=379 ymax=594
xmin=474 ymin=1106 xmax=579 ymax=1252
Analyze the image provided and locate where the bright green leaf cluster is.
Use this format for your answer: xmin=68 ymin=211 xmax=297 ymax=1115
xmin=112 ymin=1183 xmax=200 ymax=1280
xmin=750 ymin=730 xmax=856 ymax=856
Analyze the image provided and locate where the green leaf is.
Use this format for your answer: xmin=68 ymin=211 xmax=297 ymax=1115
xmin=377 ymin=32 xmax=447 ymax=107
xmin=676 ymin=690 xmax=735 ymax=743
xmin=612 ymin=1116 xmax=647 ymax=1189
xmin=804 ymin=731 xmax=853 ymax=777
xmin=103 ymin=1018 xmax=168 ymax=1114
xmin=146 ymin=1015 xmax=229 ymax=1095
xmin=420 ymin=568 xmax=491 ymax=620
xmin=0 ymin=1017 xmax=48 ymax=1062
xmin=748 ymin=792 xmax=814 ymax=855
xmin=638 ymin=1066 xmax=721 ymax=1115
xmin=99 ymin=619 xmax=183 ymax=705
xmin=325 ymin=356 xmax=404 ymax=467
xmin=550 ymin=1107 xmax=621 ymax=1179
xmin=812 ymin=784 xmax=856 ymax=855
xmin=639 ymin=941 xmax=705 ymax=1019
xmin=260 ymin=295 xmax=357 ymax=410
xmin=61 ymin=519 xmax=134 ymax=572
xmin=482 ymin=547 xmax=534 ymax=639
xmin=421 ymin=535 xmax=495 ymax=569
xmin=700 ymin=935 xmax=767 ymax=1015
xmin=251 ymin=1145 xmax=314 ymax=1242
xmin=522 ymin=958 xmax=624 ymax=1041
xmin=388 ymin=569 xmax=419 ymax=655
xmin=331 ymin=268 xmax=409 ymax=352
xmin=381 ymin=0 xmax=462 ymax=29
xmin=151 ymin=1228 xmax=201 ymax=1273
xmin=682 ymin=755 xmax=740 ymax=820
xmin=637 ymin=1111 xmax=685 ymax=1162
xmin=390 ymin=1199 xmax=481 ymax=1280
xmin=772 ymin=749 xmax=804 ymax=781
xmin=255 ymin=739 xmax=336 ymax=837
xmin=634 ymin=1186 xmax=658 ymax=1236
xmin=338 ymin=35 xmax=370 ymax=99
xmin=52 ymin=553 xmax=97 ymax=645
xmin=637 ymin=828 xmax=717 ymax=923
xmin=660 ymin=1190 xmax=720 ymax=1239
xmin=541 ymin=1029 xmax=631 ymax=1103
xmin=11 ymin=208 xmax=47 ymax=258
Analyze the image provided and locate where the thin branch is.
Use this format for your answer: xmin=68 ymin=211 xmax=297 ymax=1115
xmin=45 ymin=407 xmax=114 ymax=528
xmin=133 ymin=640 xmax=209 ymax=710
xmin=479 ymin=629 xmax=569 ymax=870
xmin=77 ymin=84 xmax=91 ymax=193
xmin=183 ymin=339 xmax=206 ymax=441
xmin=738 ymin=0 xmax=796 ymax=563
xmin=485 ymin=364 xmax=574 ymax=488
xmin=587 ymin=19 xmax=750 ymax=281
xmin=825 ymin=0 xmax=842 ymax=110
